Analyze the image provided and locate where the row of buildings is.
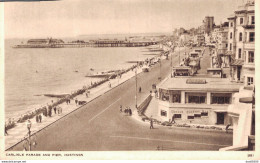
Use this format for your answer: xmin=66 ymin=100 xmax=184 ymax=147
xmin=156 ymin=0 xmax=255 ymax=150
xmin=173 ymin=0 xmax=255 ymax=87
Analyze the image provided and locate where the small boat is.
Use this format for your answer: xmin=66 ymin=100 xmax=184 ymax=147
xmin=85 ymin=70 xmax=121 ymax=78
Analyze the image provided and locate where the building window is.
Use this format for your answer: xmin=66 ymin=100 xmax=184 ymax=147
xmin=201 ymin=112 xmax=208 ymax=116
xmin=194 ymin=114 xmax=201 ymax=118
xmin=226 ymin=44 xmax=228 ymax=48
xmin=249 ymin=32 xmax=255 ymax=42
xmin=186 ymin=93 xmax=206 ymax=104
xmin=187 ymin=115 xmax=194 ymax=119
xmin=252 ymin=16 xmax=255 ymax=25
xmin=240 ymin=18 xmax=243 ymax=24
xmin=230 ymin=32 xmax=232 ymax=39
xmin=247 ymin=77 xmax=254 ymax=86
xmin=239 ymin=32 xmax=243 ymax=41
xmin=230 ymin=43 xmax=232 ymax=51
xmin=248 ymin=51 xmax=254 ymax=63
xmin=211 ymin=93 xmax=232 ymax=104
xmin=161 ymin=110 xmax=167 ymax=117
xmin=238 ymin=48 xmax=242 ymax=58
xmin=171 ymin=94 xmax=181 ymax=103
xmin=230 ymin=22 xmax=233 ymax=27
xmin=174 ymin=114 xmax=182 ymax=119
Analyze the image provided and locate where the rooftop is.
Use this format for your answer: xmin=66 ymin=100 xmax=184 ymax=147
xmin=158 ymin=77 xmax=242 ymax=92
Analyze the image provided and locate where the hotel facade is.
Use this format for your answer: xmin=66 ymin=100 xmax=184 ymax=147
xmin=157 ymin=77 xmax=242 ymax=125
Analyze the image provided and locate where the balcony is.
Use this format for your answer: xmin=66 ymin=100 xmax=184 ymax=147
xmin=242 ymin=24 xmax=255 ymax=29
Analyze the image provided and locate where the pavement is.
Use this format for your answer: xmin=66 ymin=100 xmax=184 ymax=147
xmin=6 ymin=46 xmax=233 ymax=151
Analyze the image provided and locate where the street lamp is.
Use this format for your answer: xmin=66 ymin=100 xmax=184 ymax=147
xmin=135 ymin=62 xmax=138 ymax=108
xmin=179 ymin=45 xmax=181 ymax=65
xmin=23 ymin=133 xmax=37 ymax=151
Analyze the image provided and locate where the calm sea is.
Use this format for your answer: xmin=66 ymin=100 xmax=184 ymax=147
xmin=4 ymin=37 xmax=160 ymax=120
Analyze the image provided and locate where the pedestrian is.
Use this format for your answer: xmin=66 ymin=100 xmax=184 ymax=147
xmin=75 ymin=98 xmax=78 ymax=105
xmin=66 ymin=99 xmax=68 ymax=105
xmin=86 ymin=92 xmax=88 ymax=98
xmin=26 ymin=119 xmax=32 ymax=133
xmin=129 ymin=108 xmax=132 ymax=116
xmin=150 ymin=117 xmax=154 ymax=129
xmin=48 ymin=107 xmax=52 ymax=117
xmin=226 ymin=123 xmax=231 ymax=133
xmin=120 ymin=105 xmax=122 ymax=113
xmin=36 ymin=115 xmax=39 ymax=123
xmin=139 ymin=87 xmax=142 ymax=93
xmin=57 ymin=107 xmax=60 ymax=115
xmin=54 ymin=107 xmax=57 ymax=114
xmin=38 ymin=114 xmax=42 ymax=123
xmin=60 ymin=107 xmax=62 ymax=114
xmin=68 ymin=99 xmax=71 ymax=104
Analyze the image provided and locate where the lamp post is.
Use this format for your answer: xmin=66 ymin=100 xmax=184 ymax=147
xmin=159 ymin=53 xmax=162 ymax=81
xmin=135 ymin=62 xmax=138 ymax=108
xmin=179 ymin=45 xmax=181 ymax=65
xmin=23 ymin=132 xmax=37 ymax=151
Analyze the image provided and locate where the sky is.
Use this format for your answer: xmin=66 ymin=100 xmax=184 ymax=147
xmin=4 ymin=0 xmax=244 ymax=38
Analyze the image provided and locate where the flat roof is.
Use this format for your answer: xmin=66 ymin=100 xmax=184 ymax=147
xmin=158 ymin=77 xmax=242 ymax=92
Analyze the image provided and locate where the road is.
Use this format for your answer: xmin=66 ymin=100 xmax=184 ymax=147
xmin=9 ymin=47 xmax=232 ymax=151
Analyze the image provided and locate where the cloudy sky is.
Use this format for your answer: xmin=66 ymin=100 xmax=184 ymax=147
xmin=4 ymin=0 xmax=243 ymax=38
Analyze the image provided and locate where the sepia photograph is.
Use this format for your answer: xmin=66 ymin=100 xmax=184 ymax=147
xmin=0 ymin=0 xmax=259 ymax=160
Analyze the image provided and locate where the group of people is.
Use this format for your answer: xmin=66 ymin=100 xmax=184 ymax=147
xmin=65 ymin=98 xmax=71 ymax=105
xmin=120 ymin=105 xmax=132 ymax=116
xmin=42 ymin=104 xmax=63 ymax=118
xmin=35 ymin=114 xmax=42 ymax=123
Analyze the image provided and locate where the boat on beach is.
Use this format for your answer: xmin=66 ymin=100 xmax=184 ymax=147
xmin=85 ymin=70 xmax=122 ymax=78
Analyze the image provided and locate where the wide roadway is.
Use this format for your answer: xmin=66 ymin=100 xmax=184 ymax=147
xmin=10 ymin=48 xmax=232 ymax=151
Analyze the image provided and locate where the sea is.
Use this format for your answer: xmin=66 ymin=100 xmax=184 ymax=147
xmin=4 ymin=34 xmax=163 ymax=121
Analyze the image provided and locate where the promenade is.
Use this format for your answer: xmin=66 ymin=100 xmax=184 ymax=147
xmin=5 ymin=46 xmax=232 ymax=151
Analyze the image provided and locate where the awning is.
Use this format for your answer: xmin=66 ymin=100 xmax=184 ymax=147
xmin=239 ymin=97 xmax=253 ymax=103
xmin=225 ymin=51 xmax=234 ymax=56
xmin=214 ymin=110 xmax=227 ymax=113
xmin=231 ymin=59 xmax=244 ymax=66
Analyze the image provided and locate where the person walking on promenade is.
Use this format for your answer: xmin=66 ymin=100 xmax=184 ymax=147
xmin=129 ymin=108 xmax=132 ymax=116
xmin=44 ymin=107 xmax=47 ymax=117
xmin=75 ymin=98 xmax=78 ymax=105
xmin=36 ymin=115 xmax=39 ymax=123
xmin=26 ymin=119 xmax=32 ymax=134
xmin=66 ymin=99 xmax=68 ymax=105
xmin=48 ymin=107 xmax=52 ymax=117
xmin=150 ymin=117 xmax=154 ymax=129
xmin=86 ymin=92 xmax=88 ymax=98
xmin=120 ymin=105 xmax=123 ymax=113
xmin=38 ymin=114 xmax=42 ymax=123
xmin=139 ymin=87 xmax=142 ymax=93
xmin=54 ymin=106 xmax=57 ymax=114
